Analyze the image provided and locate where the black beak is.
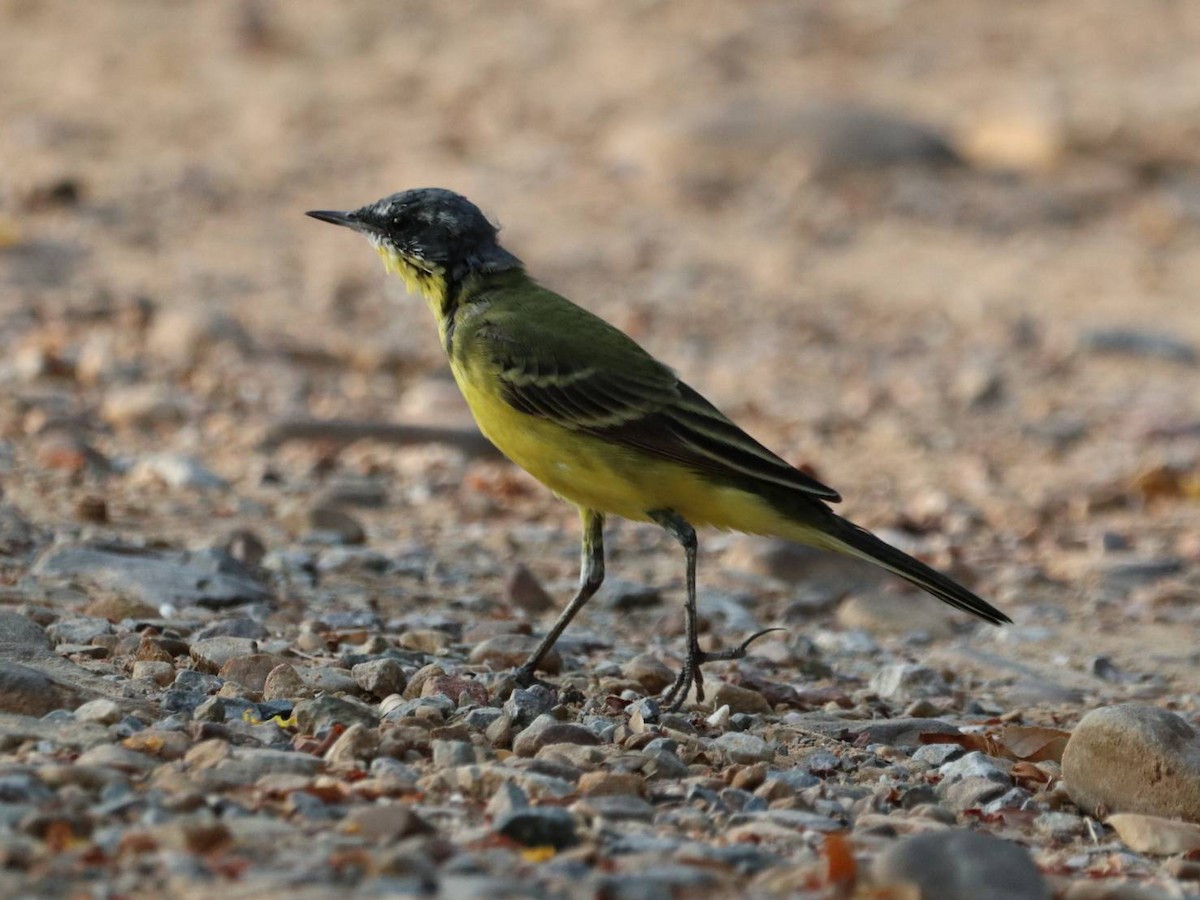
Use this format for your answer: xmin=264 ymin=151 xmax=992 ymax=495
xmin=306 ymin=209 xmax=358 ymax=228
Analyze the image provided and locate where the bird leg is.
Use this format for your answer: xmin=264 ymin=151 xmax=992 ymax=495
xmin=650 ymin=510 xmax=783 ymax=711
xmin=515 ymin=508 xmax=605 ymax=688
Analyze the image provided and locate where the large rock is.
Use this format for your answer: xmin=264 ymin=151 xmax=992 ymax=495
xmin=872 ymin=829 xmax=1050 ymax=899
xmin=1062 ymin=704 xmax=1200 ymax=821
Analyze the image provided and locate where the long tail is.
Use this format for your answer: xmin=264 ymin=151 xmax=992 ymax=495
xmin=810 ymin=513 xmax=1011 ymax=625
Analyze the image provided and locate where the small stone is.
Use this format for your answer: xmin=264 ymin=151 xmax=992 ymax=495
xmin=731 ymin=762 xmax=768 ymax=791
xmin=83 ymin=594 xmax=158 ymax=622
xmin=261 ymin=663 xmax=312 ymax=701
xmin=0 ymin=662 xmax=83 ymax=715
xmin=293 ymin=695 xmax=379 ymax=732
xmin=469 ymin=634 xmax=561 ymax=674
xmin=706 ymin=705 xmax=731 ymax=729
xmin=493 ymin=806 xmax=577 ymax=850
xmin=872 ymin=829 xmax=1050 ymax=899
xmin=1062 ymin=703 xmax=1200 ymax=821
xmin=190 ymin=637 xmax=259 ymax=674
xmin=1034 ymin=812 xmax=1087 ymax=839
xmin=709 ymin=682 xmax=771 ymax=715
xmin=621 ymin=653 xmax=675 ymax=693
xmin=939 ymin=752 xmax=1010 ymax=784
xmin=940 ymin=777 xmax=1010 ymax=812
xmin=296 ymin=666 xmax=359 ymax=695
xmin=131 ymin=660 xmax=175 ymax=686
xmin=218 ymin=654 xmax=284 ymax=692
xmin=341 ymin=802 xmax=434 ymax=843
xmin=129 ymin=454 xmax=226 ymax=490
xmin=912 ymin=743 xmax=964 ymax=767
xmin=73 ymin=698 xmax=123 ymax=725
xmin=1108 ymin=816 xmax=1200 ymax=854
xmin=870 ymin=663 xmax=950 ymax=700
xmin=350 ymin=658 xmax=406 ymax=699
xmin=486 ymin=780 xmax=529 ymax=819
xmin=578 ymin=771 xmax=644 ymax=797
xmin=512 ymin=716 xmax=601 ymax=757
xmin=431 ymin=739 xmax=476 ymax=768
xmin=398 ymin=629 xmax=451 ymax=653
xmin=714 ymin=731 xmax=773 ymax=764
xmin=574 ymin=793 xmax=655 ymax=823
xmin=101 ymin=384 xmax=188 ymax=428
xmin=504 ymin=564 xmax=556 ymax=615
xmin=286 ymin=505 xmax=366 ymax=545
xmin=845 ymin=718 xmax=960 ymax=749
xmin=503 ymin=685 xmax=556 ymax=727
xmin=325 ymin=722 xmax=380 ymax=769
xmin=421 ymin=674 xmax=487 ymax=707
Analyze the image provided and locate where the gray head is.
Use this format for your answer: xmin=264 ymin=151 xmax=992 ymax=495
xmin=307 ymin=188 xmax=521 ymax=282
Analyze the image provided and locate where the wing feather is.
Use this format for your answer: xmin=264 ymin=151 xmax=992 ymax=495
xmin=493 ymin=343 xmax=841 ymax=502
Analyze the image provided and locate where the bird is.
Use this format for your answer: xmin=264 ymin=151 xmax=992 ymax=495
xmin=307 ymin=188 xmax=1011 ymax=709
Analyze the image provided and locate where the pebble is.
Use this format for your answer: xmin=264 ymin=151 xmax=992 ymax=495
xmin=504 ymin=563 xmax=556 ymax=615
xmin=708 ymin=681 xmax=772 ymax=715
xmin=352 ymin=658 xmax=407 ymax=698
xmin=1062 ymin=704 xmax=1200 ymax=821
xmin=621 ymin=653 xmax=675 ymax=694
xmin=512 ymin=716 xmax=602 ymax=757
xmin=493 ymin=807 xmax=577 ymax=850
xmin=261 ymin=663 xmax=311 ymax=701
xmin=218 ymin=653 xmax=284 ymax=692
xmin=129 ymin=454 xmax=227 ymax=490
xmin=1106 ymin=813 xmax=1200 ymax=856
xmin=503 ymin=685 xmax=556 ymax=727
xmin=469 ymin=634 xmax=561 ymax=674
xmin=714 ymin=732 xmax=773 ymax=764
xmin=871 ymin=663 xmax=950 ymax=700
xmin=872 ymin=829 xmax=1051 ymax=899
xmin=73 ymin=698 xmax=124 ymax=725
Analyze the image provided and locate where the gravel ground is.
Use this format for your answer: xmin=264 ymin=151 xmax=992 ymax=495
xmin=3 ymin=2 xmax=1200 ymax=897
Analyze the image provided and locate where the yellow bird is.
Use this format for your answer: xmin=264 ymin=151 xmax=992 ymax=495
xmin=308 ymin=189 xmax=1010 ymax=708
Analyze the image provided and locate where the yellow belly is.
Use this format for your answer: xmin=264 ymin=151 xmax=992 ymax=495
xmin=452 ymin=362 xmax=797 ymax=535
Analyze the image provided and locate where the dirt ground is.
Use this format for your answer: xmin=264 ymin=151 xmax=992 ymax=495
xmin=3 ymin=1 xmax=1200 ymax=897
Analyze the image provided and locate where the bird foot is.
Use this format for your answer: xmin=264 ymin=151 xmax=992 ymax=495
xmin=660 ymin=627 xmax=785 ymax=712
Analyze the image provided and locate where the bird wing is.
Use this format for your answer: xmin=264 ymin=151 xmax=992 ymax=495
xmin=486 ymin=311 xmax=842 ymax=502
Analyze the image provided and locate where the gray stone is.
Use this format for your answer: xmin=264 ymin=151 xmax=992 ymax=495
xmin=493 ymin=806 xmax=577 ymax=849
xmin=512 ymin=715 xmax=601 ymax=758
xmin=714 ymin=731 xmax=773 ymax=764
xmin=352 ymin=658 xmax=406 ymax=699
xmin=573 ymin=794 xmax=655 ymax=822
xmin=844 ymin=717 xmax=960 ymax=748
xmin=939 ymin=752 xmax=1010 ymax=784
xmin=73 ymin=698 xmax=123 ymax=725
xmin=939 ymin=777 xmax=1010 ymax=812
xmin=213 ymin=748 xmax=324 ymax=785
xmin=293 ymin=695 xmax=379 ymax=732
xmin=190 ymin=637 xmax=259 ymax=673
xmin=431 ymin=740 xmax=475 ymax=768
xmin=32 ymin=544 xmax=271 ymax=609
xmin=871 ymin=663 xmax=949 ymax=700
xmin=912 ymin=743 xmax=964 ymax=766
xmin=485 ymin=781 xmax=528 ymax=819
xmin=0 ymin=662 xmax=84 ymax=716
xmin=872 ymin=829 xmax=1050 ymax=899
xmin=1062 ymin=703 xmax=1200 ymax=821
xmin=503 ymin=685 xmax=555 ymax=728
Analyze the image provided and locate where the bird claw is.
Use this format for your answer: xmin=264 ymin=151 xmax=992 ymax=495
xmin=660 ymin=627 xmax=786 ymax=712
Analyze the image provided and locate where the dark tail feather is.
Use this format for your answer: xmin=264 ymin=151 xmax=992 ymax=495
xmin=819 ymin=515 xmax=1011 ymax=625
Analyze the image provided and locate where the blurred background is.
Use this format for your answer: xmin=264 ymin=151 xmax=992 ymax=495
xmin=2 ymin=0 xmax=1199 ymax=601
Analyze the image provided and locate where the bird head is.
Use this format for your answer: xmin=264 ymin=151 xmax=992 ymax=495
xmin=307 ymin=188 xmax=521 ymax=299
